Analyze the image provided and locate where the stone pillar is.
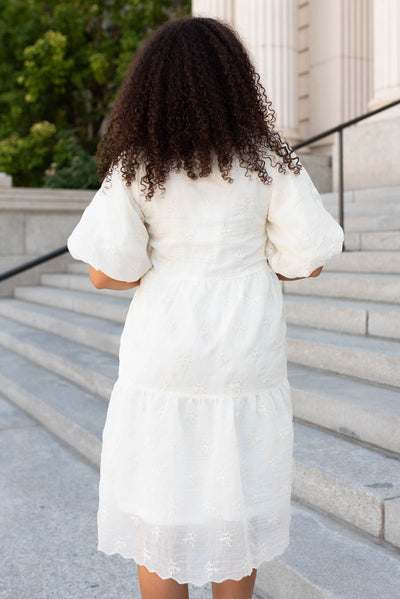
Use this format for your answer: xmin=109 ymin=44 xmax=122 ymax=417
xmin=192 ymin=0 xmax=299 ymax=144
xmin=191 ymin=0 xmax=234 ymax=21
xmin=368 ymin=0 xmax=400 ymax=114
xmin=234 ymin=0 xmax=299 ymax=143
xmin=308 ymin=0 xmax=373 ymax=140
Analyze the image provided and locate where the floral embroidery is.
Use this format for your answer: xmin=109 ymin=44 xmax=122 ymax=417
xmin=251 ymin=489 xmax=264 ymax=502
xmin=168 ymin=559 xmax=181 ymax=576
xmin=151 ymin=526 xmax=162 ymax=540
xmin=218 ymin=531 xmax=233 ymax=547
xmin=183 ymin=531 xmax=197 ymax=547
xmin=248 ymin=433 xmax=262 ymax=446
xmin=205 ymin=560 xmax=220 ymax=577
xmin=178 ymin=352 xmax=192 ymax=368
xmin=143 ymin=547 xmax=152 ymax=561
xmin=267 ymin=512 xmax=280 ymax=525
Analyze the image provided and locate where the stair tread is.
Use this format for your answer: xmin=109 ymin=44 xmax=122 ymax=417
xmin=0 ymin=315 xmax=118 ymax=380
xmin=277 ymin=500 xmax=400 ymax=598
xmin=287 ymin=324 xmax=400 ymax=358
xmin=284 ymin=293 xmax=400 ymax=313
xmin=0 ymin=297 xmax=125 ymax=336
xmin=14 ymin=284 xmax=132 ymax=307
xmin=293 ymin=419 xmax=400 ymax=500
xmin=288 ymin=363 xmax=400 ymax=419
xmin=40 ymin=272 xmax=136 ymax=299
xmin=0 ymin=346 xmax=107 ymax=438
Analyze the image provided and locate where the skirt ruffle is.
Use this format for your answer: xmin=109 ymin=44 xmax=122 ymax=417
xmin=97 ymin=378 xmax=294 ymax=586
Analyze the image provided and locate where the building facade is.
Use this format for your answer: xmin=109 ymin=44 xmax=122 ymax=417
xmin=192 ymin=0 xmax=400 ymax=189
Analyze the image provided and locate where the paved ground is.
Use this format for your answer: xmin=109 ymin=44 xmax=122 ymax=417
xmin=0 ymin=394 xmax=259 ymax=599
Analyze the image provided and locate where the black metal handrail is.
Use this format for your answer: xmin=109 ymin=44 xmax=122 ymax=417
xmin=1 ymin=97 xmax=399 ymax=283
xmin=292 ymin=97 xmax=400 ymax=243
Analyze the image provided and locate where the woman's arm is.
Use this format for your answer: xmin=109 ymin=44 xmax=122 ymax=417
xmin=276 ymin=265 xmax=323 ymax=281
xmin=89 ymin=266 xmax=141 ymax=290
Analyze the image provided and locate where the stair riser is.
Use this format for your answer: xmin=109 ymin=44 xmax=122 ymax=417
xmin=359 ymin=231 xmax=400 ymax=251
xmin=326 ymin=214 xmax=400 ymax=232
xmin=291 ymin=387 xmax=400 ymax=455
xmin=292 ymin=463 xmax=386 ymax=540
xmin=284 ymin=302 xmax=366 ymax=336
xmin=0 ymin=303 xmax=120 ymax=356
xmin=40 ymin=273 xmax=134 ymax=300
xmin=283 ymin=277 xmax=400 ymax=303
xmin=385 ymin=500 xmax=400 ymax=547
xmin=287 ymin=338 xmax=400 ymax=388
xmin=14 ymin=286 xmax=128 ymax=323
xmin=255 ymin=559 xmax=329 ymax=599
xmin=324 ymin=252 xmax=400 ymax=274
xmin=284 ymin=302 xmax=400 ymax=341
xmin=0 ymin=373 xmax=101 ymax=470
xmin=0 ymin=331 xmax=113 ymax=401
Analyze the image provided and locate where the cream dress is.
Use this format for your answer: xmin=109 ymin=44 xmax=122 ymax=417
xmin=67 ymin=152 xmax=344 ymax=587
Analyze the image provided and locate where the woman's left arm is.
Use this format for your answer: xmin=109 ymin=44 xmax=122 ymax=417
xmin=89 ymin=266 xmax=141 ymax=290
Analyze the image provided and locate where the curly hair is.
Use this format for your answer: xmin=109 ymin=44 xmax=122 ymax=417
xmin=96 ymin=15 xmax=302 ymax=201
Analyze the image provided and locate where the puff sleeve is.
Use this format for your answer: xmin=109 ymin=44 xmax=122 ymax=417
xmin=264 ymin=162 xmax=344 ymax=278
xmin=67 ymin=164 xmax=152 ymax=282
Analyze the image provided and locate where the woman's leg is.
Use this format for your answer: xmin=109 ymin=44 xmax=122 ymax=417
xmin=137 ymin=564 xmax=190 ymax=599
xmin=211 ymin=568 xmax=257 ymax=599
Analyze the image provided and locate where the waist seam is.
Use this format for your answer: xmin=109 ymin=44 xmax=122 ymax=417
xmin=145 ymin=262 xmax=274 ymax=282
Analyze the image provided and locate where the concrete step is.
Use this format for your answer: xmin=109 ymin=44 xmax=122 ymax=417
xmin=0 ymin=396 xmax=182 ymax=599
xmin=67 ymin=262 xmax=90 ymax=275
xmin=324 ymin=250 xmax=400 ymax=274
xmin=14 ymin=284 xmax=130 ymax=323
xmin=1 ymin=324 xmax=398 ymax=550
xmin=287 ymin=325 xmax=400 ymax=388
xmin=345 ymin=230 xmax=400 ymax=251
xmin=292 ymin=419 xmax=400 ymax=545
xmin=68 ymin=252 xmax=400 ymax=275
xmin=257 ymin=499 xmax=400 ymax=599
xmin=3 ymin=294 xmax=400 ymax=455
xmin=330 ymin=214 xmax=400 ymax=233
xmin=323 ymin=197 xmax=400 ymax=216
xmin=39 ymin=272 xmax=135 ymax=299
xmin=43 ymin=267 xmax=400 ymax=305
xmin=0 ymin=315 xmax=117 ymax=400
xmin=2 ymin=390 xmax=398 ymax=599
xmin=321 ymin=185 xmax=400 ymax=207
xmin=283 ymin=294 xmax=400 ymax=340
xmin=0 ymin=297 xmax=123 ymax=354
xmin=0 ymin=346 xmax=104 ymax=469
xmin=288 ymin=363 xmax=400 ymax=456
xmin=283 ymin=271 xmax=400 ymax=303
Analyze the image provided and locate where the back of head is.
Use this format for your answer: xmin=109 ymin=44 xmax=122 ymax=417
xmin=96 ymin=15 xmax=301 ymax=200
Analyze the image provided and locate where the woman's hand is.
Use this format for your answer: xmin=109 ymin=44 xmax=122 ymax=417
xmin=276 ymin=265 xmax=323 ymax=281
xmin=89 ymin=266 xmax=141 ymax=290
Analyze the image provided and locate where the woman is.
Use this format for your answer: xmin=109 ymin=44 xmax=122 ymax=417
xmin=67 ymin=15 xmax=344 ymax=599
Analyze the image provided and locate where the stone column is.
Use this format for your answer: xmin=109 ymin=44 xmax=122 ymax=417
xmin=368 ymin=0 xmax=400 ymax=114
xmin=308 ymin=0 xmax=373 ymax=139
xmin=234 ymin=0 xmax=299 ymax=143
xmin=191 ymin=0 xmax=234 ymax=22
xmin=192 ymin=0 xmax=299 ymax=144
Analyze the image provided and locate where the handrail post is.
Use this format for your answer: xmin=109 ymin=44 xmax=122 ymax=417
xmin=338 ymin=127 xmax=345 ymax=250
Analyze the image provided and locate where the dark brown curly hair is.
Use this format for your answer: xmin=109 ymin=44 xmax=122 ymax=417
xmin=96 ymin=15 xmax=302 ymax=201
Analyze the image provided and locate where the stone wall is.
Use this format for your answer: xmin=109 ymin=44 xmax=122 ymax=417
xmin=0 ymin=188 xmax=94 ymax=297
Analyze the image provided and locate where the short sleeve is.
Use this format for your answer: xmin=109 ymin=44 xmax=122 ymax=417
xmin=67 ymin=163 xmax=152 ymax=282
xmin=264 ymin=162 xmax=344 ymax=278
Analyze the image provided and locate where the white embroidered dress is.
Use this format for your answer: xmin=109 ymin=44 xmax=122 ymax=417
xmin=67 ymin=153 xmax=344 ymax=586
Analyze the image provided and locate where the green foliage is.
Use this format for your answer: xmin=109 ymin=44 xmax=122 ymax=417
xmin=43 ymin=132 xmax=99 ymax=189
xmin=0 ymin=121 xmax=57 ymax=186
xmin=0 ymin=0 xmax=191 ymax=188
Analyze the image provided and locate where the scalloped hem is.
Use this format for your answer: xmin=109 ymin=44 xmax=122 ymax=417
xmin=97 ymin=537 xmax=290 ymax=587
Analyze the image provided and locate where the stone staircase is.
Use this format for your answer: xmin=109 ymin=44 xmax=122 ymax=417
xmin=0 ymin=185 xmax=400 ymax=598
